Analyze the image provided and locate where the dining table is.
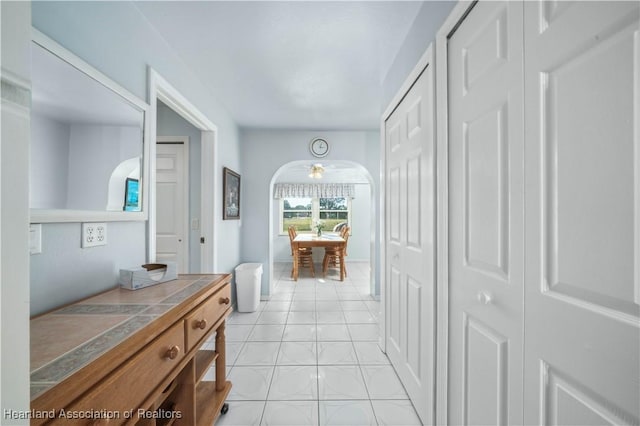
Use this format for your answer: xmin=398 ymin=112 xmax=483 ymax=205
xmin=292 ymin=233 xmax=346 ymax=281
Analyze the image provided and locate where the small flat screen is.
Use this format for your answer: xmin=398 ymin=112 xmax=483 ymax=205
xmin=123 ymin=178 xmax=140 ymax=211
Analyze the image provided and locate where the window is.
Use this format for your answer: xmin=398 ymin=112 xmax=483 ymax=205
xmin=281 ymin=197 xmax=313 ymax=233
xmin=319 ymin=197 xmax=349 ymax=231
xmin=280 ymin=196 xmax=351 ymax=234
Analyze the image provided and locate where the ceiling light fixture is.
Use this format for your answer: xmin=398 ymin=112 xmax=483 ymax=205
xmin=309 ymin=163 xmax=324 ymax=179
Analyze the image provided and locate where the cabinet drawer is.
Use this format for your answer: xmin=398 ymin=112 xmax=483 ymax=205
xmin=185 ymin=284 xmax=231 ymax=351
xmin=61 ymin=321 xmax=185 ymax=423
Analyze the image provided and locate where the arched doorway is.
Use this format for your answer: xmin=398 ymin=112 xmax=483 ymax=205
xmin=267 ymin=160 xmax=378 ymax=298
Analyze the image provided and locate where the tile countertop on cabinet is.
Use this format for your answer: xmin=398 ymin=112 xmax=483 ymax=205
xmin=30 ymin=273 xmax=233 ymax=425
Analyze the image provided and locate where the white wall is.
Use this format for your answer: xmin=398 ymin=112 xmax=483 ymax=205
xmin=381 ymin=1 xmax=455 ymax=109
xmin=240 ymin=129 xmax=380 ymax=296
xmin=30 ymin=1 xmax=242 ymax=315
xmin=1 ymin=1 xmax=32 ymax=421
xmin=348 ymin=184 xmax=372 ymax=260
xmin=66 ymin=124 xmax=141 ymax=210
xmin=156 ymin=101 xmax=202 ymax=273
xmin=30 ymin=222 xmax=146 ymax=315
xmin=31 ymin=118 xmax=142 ymax=212
xmin=30 ymin=114 xmax=70 ymax=209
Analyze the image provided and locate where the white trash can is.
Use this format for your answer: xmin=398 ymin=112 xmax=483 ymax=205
xmin=235 ymin=263 xmax=263 ymax=312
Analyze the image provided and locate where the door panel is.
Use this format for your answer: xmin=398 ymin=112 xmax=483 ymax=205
xmin=539 ymin=6 xmax=638 ymax=316
xmin=407 ymin=276 xmax=423 ymax=377
xmin=156 ymin=183 xmax=177 ymax=255
xmin=389 ymin=166 xmax=401 ymax=242
xmin=463 ymin=7 xmax=508 ymax=94
xmin=156 ymin=142 xmax=187 ymax=273
xmin=524 ymin=1 xmax=640 ymax=424
xmin=464 ymin=103 xmax=509 ymax=279
xmin=464 ymin=315 xmax=508 ymax=426
xmin=385 ymin=62 xmax=435 ymax=424
xmin=407 ymin=156 xmax=422 ymax=248
xmin=544 ymin=363 xmax=630 ymax=426
xmin=389 ymin=266 xmax=402 ymax=353
xmin=448 ymin=1 xmax=524 ymax=425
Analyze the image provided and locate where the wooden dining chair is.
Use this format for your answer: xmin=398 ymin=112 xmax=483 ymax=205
xmin=288 ymin=226 xmax=315 ymax=278
xmin=322 ymin=226 xmax=350 ymax=280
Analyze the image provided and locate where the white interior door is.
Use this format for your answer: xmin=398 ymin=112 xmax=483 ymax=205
xmin=447 ymin=1 xmax=525 ymax=424
xmin=156 ymin=140 xmax=189 ymax=273
xmin=523 ymin=2 xmax=640 ymax=424
xmin=384 ymin=61 xmax=436 ymax=424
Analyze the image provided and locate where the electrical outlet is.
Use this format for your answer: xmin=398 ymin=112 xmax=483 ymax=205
xmin=82 ymin=222 xmax=107 ymax=248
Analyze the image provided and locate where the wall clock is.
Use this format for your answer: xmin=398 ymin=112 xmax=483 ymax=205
xmin=309 ymin=137 xmax=330 ymax=158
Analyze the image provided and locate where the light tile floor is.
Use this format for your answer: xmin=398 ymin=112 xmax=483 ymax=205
xmin=203 ymin=261 xmax=422 ymax=425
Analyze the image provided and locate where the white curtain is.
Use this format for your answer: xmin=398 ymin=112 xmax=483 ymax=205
xmin=274 ymin=183 xmax=356 ymax=199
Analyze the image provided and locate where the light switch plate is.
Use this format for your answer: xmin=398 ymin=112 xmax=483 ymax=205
xmin=82 ymin=222 xmax=107 ymax=248
xmin=30 ymin=224 xmax=42 ymax=254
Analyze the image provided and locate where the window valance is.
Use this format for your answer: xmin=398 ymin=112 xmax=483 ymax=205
xmin=274 ymin=183 xmax=356 ymax=199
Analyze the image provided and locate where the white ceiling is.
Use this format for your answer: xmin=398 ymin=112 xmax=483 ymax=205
xmin=133 ymin=1 xmax=423 ymax=129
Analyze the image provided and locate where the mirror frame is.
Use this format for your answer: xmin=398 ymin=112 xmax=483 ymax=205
xmin=29 ymin=28 xmax=150 ymax=223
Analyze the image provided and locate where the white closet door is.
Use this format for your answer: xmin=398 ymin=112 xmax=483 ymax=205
xmin=384 ymin=62 xmax=436 ymax=424
xmin=447 ymin=1 xmax=524 ymax=424
xmin=523 ymin=1 xmax=640 ymax=424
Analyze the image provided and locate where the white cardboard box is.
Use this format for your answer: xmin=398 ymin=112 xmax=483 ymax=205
xmin=119 ymin=262 xmax=177 ymax=290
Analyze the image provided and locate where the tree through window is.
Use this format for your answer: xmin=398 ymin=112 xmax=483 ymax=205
xmin=319 ymin=197 xmax=349 ymax=231
xmin=280 ymin=197 xmax=351 ymax=234
xmin=282 ymin=197 xmax=312 ymax=232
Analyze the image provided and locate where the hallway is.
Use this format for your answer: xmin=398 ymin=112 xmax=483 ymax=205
xmin=205 ymin=261 xmax=420 ymax=425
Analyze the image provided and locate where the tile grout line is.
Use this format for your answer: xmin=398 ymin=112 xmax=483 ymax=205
xmin=255 ymin=302 xmax=281 ymax=426
xmin=314 ymin=276 xmax=321 ymax=425
xmin=315 ymin=289 xmax=321 ymax=426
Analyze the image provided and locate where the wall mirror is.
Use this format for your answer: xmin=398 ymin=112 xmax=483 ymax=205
xmin=30 ymin=29 xmax=149 ymax=223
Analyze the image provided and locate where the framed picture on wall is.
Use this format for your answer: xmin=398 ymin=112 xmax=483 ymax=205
xmin=223 ymin=167 xmax=241 ymax=220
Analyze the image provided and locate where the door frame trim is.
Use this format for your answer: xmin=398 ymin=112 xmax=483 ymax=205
xmin=156 ymin=136 xmax=190 ymax=273
xmin=434 ymin=2 xmax=478 ymax=424
xmin=148 ymin=68 xmax=218 ymax=272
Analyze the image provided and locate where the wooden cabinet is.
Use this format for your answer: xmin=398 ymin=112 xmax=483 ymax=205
xmin=185 ymin=285 xmax=231 ymax=352
xmin=30 ymin=274 xmax=232 ymax=425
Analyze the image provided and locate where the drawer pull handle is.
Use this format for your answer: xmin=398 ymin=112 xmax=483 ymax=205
xmin=220 ymin=297 xmax=230 ymax=305
xmin=195 ymin=319 xmax=208 ymax=330
xmin=165 ymin=345 xmax=180 ymax=360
